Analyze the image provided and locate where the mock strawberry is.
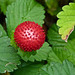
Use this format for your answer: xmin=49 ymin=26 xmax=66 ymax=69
xmin=14 ymin=21 xmax=45 ymax=52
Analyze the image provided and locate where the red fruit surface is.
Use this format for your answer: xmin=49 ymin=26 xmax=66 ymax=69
xmin=14 ymin=21 xmax=45 ymax=52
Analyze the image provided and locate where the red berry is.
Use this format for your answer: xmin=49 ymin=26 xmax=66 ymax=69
xmin=14 ymin=21 xmax=45 ymax=52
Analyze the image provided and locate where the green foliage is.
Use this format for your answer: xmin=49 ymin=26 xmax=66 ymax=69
xmin=65 ymin=39 xmax=75 ymax=64
xmin=1 ymin=0 xmax=75 ymax=74
xmin=13 ymin=60 xmax=75 ymax=75
xmin=47 ymin=24 xmax=66 ymax=49
xmin=57 ymin=3 xmax=75 ymax=41
xmin=13 ymin=62 xmax=44 ymax=75
xmin=0 ymin=25 xmax=20 ymax=73
xmin=6 ymin=0 xmax=45 ymax=37
xmin=48 ymin=47 xmax=70 ymax=63
xmin=0 ymin=36 xmax=20 ymax=73
xmin=0 ymin=0 xmax=15 ymax=14
xmin=47 ymin=24 xmax=75 ymax=64
xmin=41 ymin=60 xmax=75 ymax=75
xmin=0 ymin=24 xmax=7 ymax=37
xmin=18 ymin=42 xmax=51 ymax=62
xmin=47 ymin=24 xmax=68 ymax=63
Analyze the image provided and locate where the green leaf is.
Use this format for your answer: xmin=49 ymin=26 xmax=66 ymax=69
xmin=48 ymin=47 xmax=70 ymax=63
xmin=13 ymin=60 xmax=75 ymax=75
xmin=47 ymin=24 xmax=68 ymax=63
xmin=65 ymin=39 xmax=75 ymax=64
xmin=13 ymin=62 xmax=44 ymax=75
xmin=47 ymin=24 xmax=66 ymax=49
xmin=47 ymin=24 xmax=75 ymax=64
xmin=0 ymin=24 xmax=7 ymax=37
xmin=40 ymin=60 xmax=75 ymax=75
xmin=57 ymin=3 xmax=75 ymax=42
xmin=0 ymin=0 xmax=15 ymax=14
xmin=0 ymin=36 xmax=20 ymax=73
xmin=6 ymin=0 xmax=45 ymax=37
xmin=18 ymin=42 xmax=51 ymax=62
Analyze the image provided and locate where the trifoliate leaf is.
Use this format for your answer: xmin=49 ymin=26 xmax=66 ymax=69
xmin=57 ymin=3 xmax=75 ymax=42
xmin=0 ymin=0 xmax=15 ymax=14
xmin=18 ymin=42 xmax=51 ymax=62
xmin=47 ymin=24 xmax=75 ymax=64
xmin=40 ymin=60 xmax=75 ymax=75
xmin=6 ymin=0 xmax=45 ymax=37
xmin=13 ymin=60 xmax=75 ymax=75
xmin=0 ymin=36 xmax=20 ymax=73
xmin=47 ymin=24 xmax=68 ymax=63
xmin=0 ymin=24 xmax=7 ymax=37
xmin=47 ymin=24 xmax=66 ymax=49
